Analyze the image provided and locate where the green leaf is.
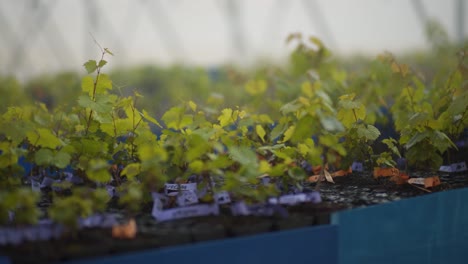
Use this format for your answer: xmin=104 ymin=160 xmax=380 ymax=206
xmin=95 ymin=74 xmax=112 ymax=94
xmin=83 ymin=60 xmax=97 ymax=74
xmin=189 ymin=160 xmax=204 ymax=173
xmin=319 ymin=115 xmax=344 ymax=132
xmin=86 ymin=159 xmax=111 ymax=183
xmin=77 ymin=94 xmax=113 ymax=114
xmin=405 ymin=131 xmax=429 ymax=150
xmin=245 ymin=80 xmax=267 ymax=95
xmin=281 ymin=125 xmax=295 ymax=143
xmin=104 ymin=48 xmax=114 ymax=56
xmin=270 ymin=123 xmax=287 ymax=141
xmin=54 ymin=150 xmax=71 ymax=169
xmin=98 ymin=60 xmax=107 ymax=68
xmin=27 ymin=128 xmax=62 ymax=149
xmin=256 ymin=125 xmax=266 ymax=142
xmin=280 ymin=100 xmax=301 ymax=115
xmin=162 ymin=106 xmax=193 ymax=130
xmin=288 ymin=167 xmax=306 ymax=181
xmin=141 ymin=109 xmax=162 ymax=128
xmin=356 ymin=124 xmax=381 ymax=141
xmin=218 ymin=108 xmax=234 ymax=127
xmin=431 ymin=130 xmax=457 ymax=153
xmin=121 ymin=163 xmax=141 ymax=179
xmin=291 ymin=115 xmax=314 ymax=143
xmin=382 ymin=138 xmax=401 ymax=157
xmin=35 ymin=148 xmax=71 ymax=169
xmin=186 ymin=134 xmax=210 ymax=162
xmin=229 ymin=146 xmax=257 ymax=167
xmin=447 ymin=92 xmax=468 ymax=115
xmin=34 ymin=148 xmax=54 ymax=166
xmin=81 ymin=76 xmax=94 ymax=95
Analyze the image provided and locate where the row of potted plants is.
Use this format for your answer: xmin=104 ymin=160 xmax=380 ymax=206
xmin=0 ymin=36 xmax=466 ymax=249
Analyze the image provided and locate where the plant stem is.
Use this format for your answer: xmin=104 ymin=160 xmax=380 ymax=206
xmin=352 ymin=109 xmax=358 ymax=122
xmin=85 ymin=51 xmax=106 ymax=135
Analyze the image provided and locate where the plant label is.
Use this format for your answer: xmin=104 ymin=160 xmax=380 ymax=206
xmin=268 ymin=192 xmax=322 ymax=205
xmin=65 ymin=172 xmax=83 ymax=184
xmin=152 ymin=202 xmax=219 ymax=222
xmin=439 ymin=162 xmax=467 ymax=173
xmin=176 ymin=191 xmax=199 ymax=206
xmin=30 ymin=177 xmax=41 ymax=192
xmin=214 ymin=191 xmax=231 ymax=204
xmin=230 ymin=202 xmax=250 ymax=216
xmin=352 ymin=162 xmax=364 ymax=172
xmin=5 ymin=228 xmax=22 ymax=245
xmin=164 ymin=182 xmax=197 ymax=196
xmin=231 ymin=202 xmax=288 ymax=217
xmin=407 ymin=178 xmax=425 ymax=185
xmin=106 ymin=185 xmax=117 ymax=197
xmin=269 ymin=194 xmax=306 ymax=205
xmin=408 ymin=176 xmax=441 ymax=188
xmin=260 ymin=176 xmax=271 ymax=185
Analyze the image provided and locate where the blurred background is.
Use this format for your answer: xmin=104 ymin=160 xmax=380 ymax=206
xmin=0 ymin=0 xmax=466 ymax=116
xmin=0 ymin=0 xmax=466 ymax=80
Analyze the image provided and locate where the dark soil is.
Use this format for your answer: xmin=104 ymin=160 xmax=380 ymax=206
xmin=1 ymin=171 xmax=467 ymax=264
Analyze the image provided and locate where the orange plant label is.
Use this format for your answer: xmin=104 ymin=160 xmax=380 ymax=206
xmin=424 ymin=176 xmax=441 ymax=188
xmin=112 ymin=218 xmax=137 ymax=239
xmin=308 ymin=168 xmax=352 ymax=183
xmin=390 ymin=172 xmax=409 ymax=185
xmin=407 ymin=176 xmax=440 ymax=188
xmin=373 ymin=167 xmax=399 ymax=178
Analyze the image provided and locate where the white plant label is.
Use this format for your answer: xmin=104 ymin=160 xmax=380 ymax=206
xmin=106 ymin=185 xmax=117 ymax=198
xmin=268 ymin=192 xmax=322 ymax=205
xmin=230 ymin=202 xmax=250 ymax=216
xmin=164 ymin=182 xmax=197 ymax=196
xmin=407 ymin=178 xmax=425 ymax=185
xmin=176 ymin=191 xmax=199 ymax=206
xmin=214 ymin=191 xmax=231 ymax=204
xmin=31 ymin=177 xmax=41 ymax=192
xmin=152 ymin=203 xmax=219 ymax=222
xmin=439 ymin=162 xmax=467 ymax=173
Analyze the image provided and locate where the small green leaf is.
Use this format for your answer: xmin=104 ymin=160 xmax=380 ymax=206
xmin=83 ymin=60 xmax=97 ymax=74
xmin=256 ymin=125 xmax=266 ymax=142
xmin=121 ymin=163 xmax=141 ymax=179
xmin=356 ymin=124 xmax=381 ymax=141
xmin=142 ymin=109 xmax=162 ymax=128
xmin=162 ymin=106 xmax=193 ymax=130
xmin=104 ymin=48 xmax=114 ymax=56
xmin=281 ymin=125 xmax=295 ymax=143
xmin=54 ymin=149 xmax=71 ymax=168
xmin=319 ymin=115 xmax=344 ymax=132
xmin=218 ymin=108 xmax=234 ymax=127
xmin=189 ymin=160 xmax=204 ymax=173
xmin=86 ymin=159 xmax=111 ymax=183
xmin=98 ymin=60 xmax=107 ymax=68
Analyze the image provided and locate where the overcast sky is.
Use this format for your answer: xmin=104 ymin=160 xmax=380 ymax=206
xmin=0 ymin=0 xmax=466 ymax=80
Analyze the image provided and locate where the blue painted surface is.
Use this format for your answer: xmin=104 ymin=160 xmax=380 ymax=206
xmin=65 ymin=225 xmax=338 ymax=264
xmin=0 ymin=256 xmax=10 ymax=264
xmin=332 ymin=187 xmax=468 ymax=264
